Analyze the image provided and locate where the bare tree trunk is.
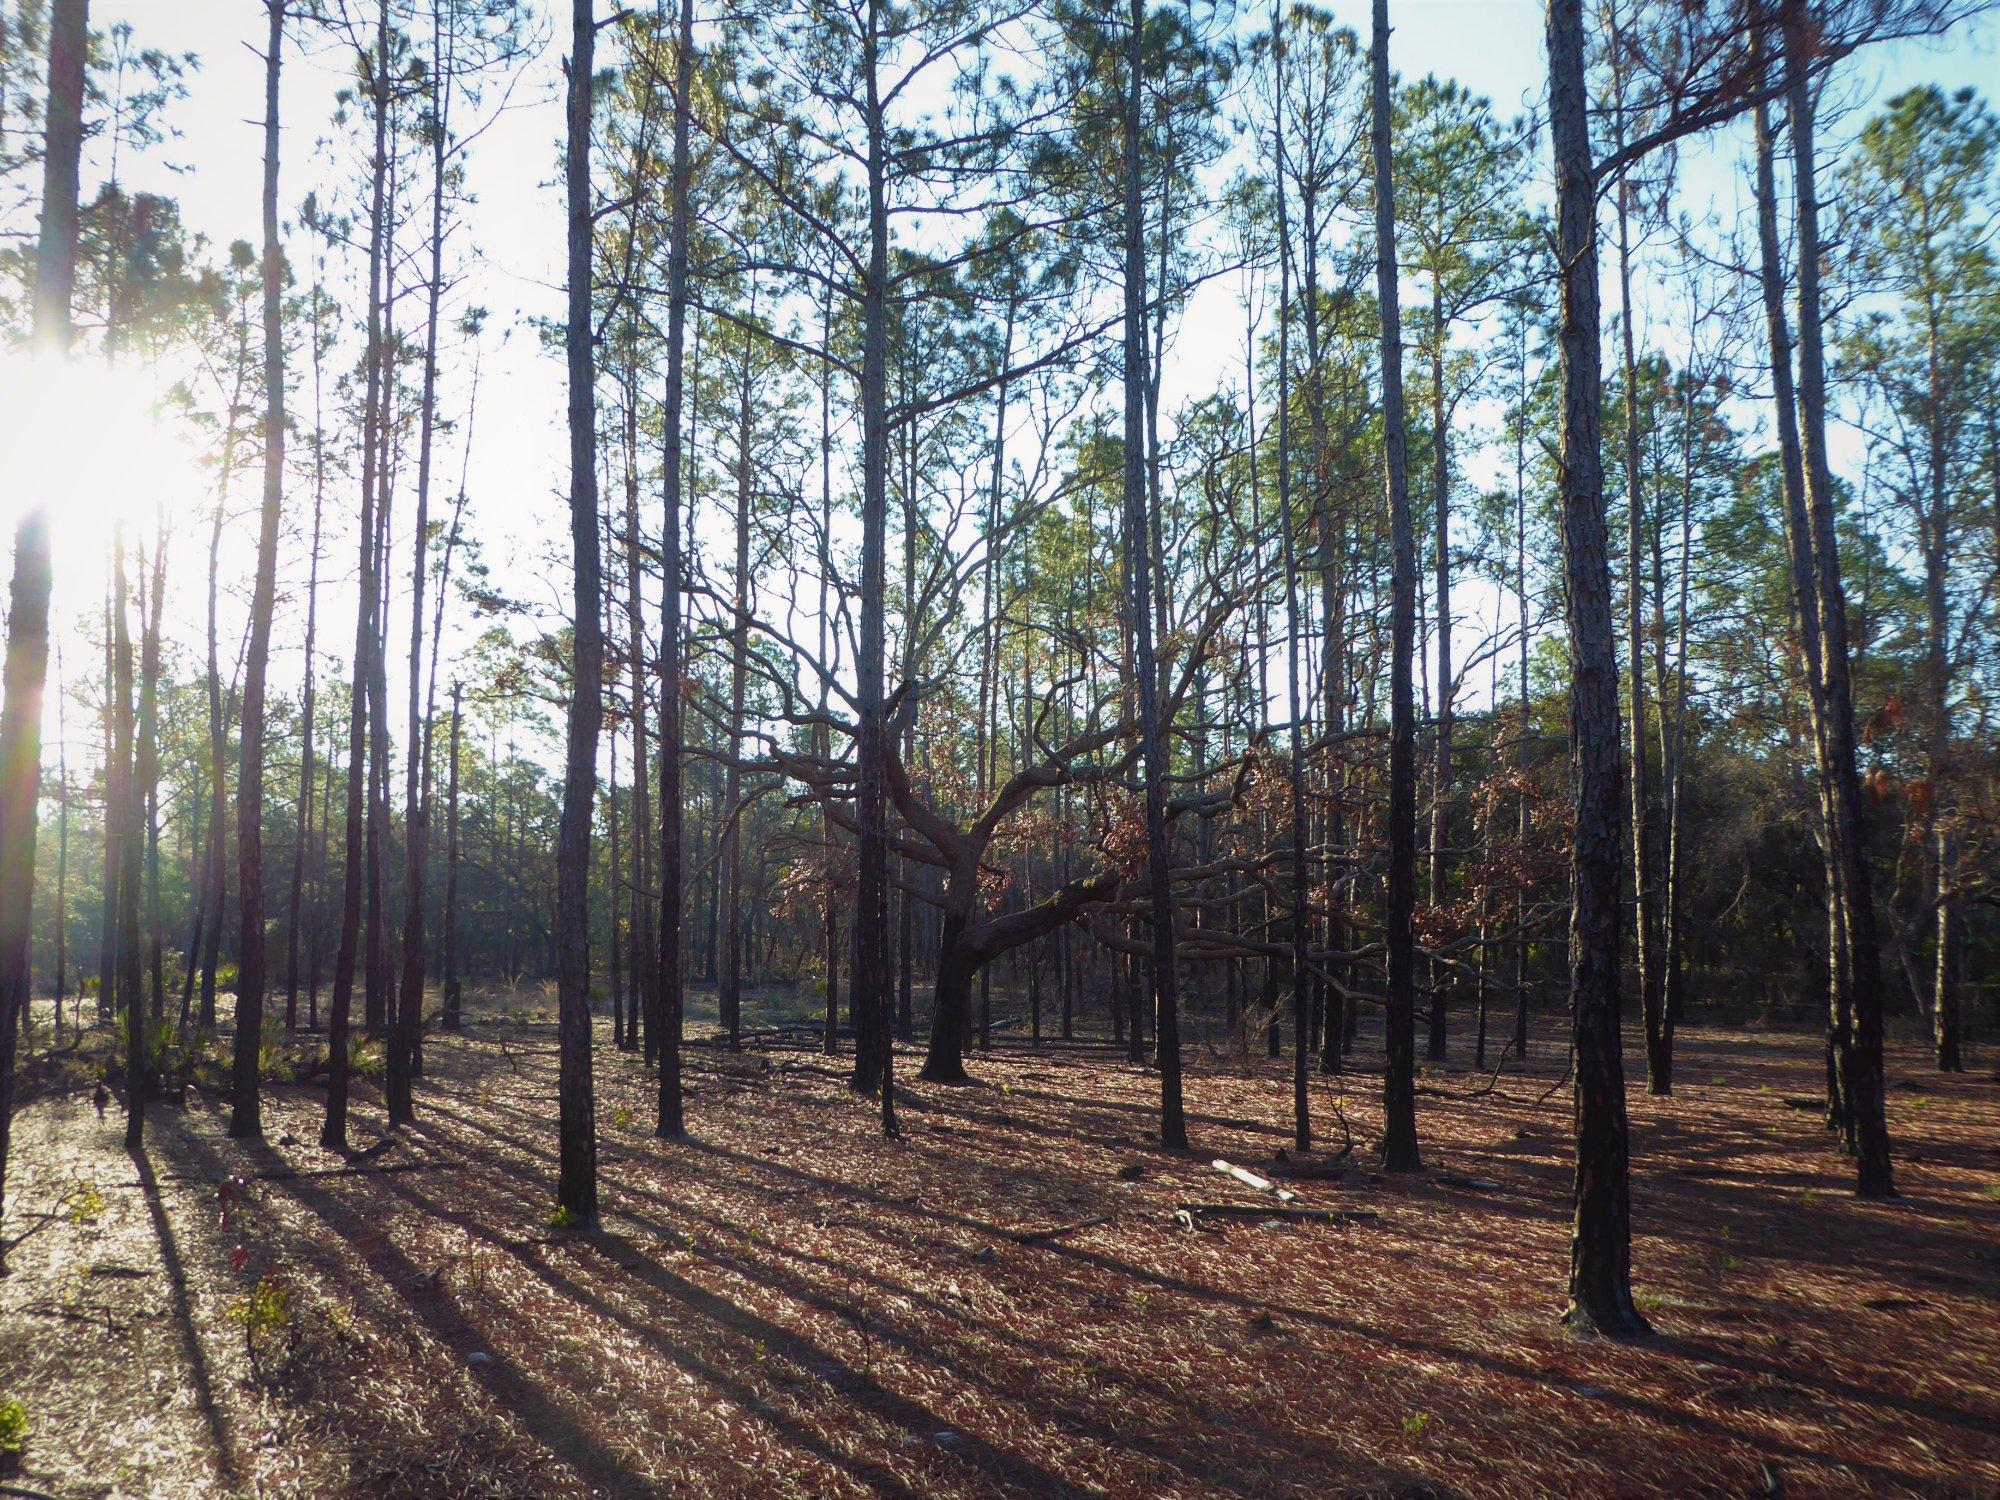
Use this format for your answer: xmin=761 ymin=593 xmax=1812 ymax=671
xmin=1126 ymin=0 xmax=1186 ymax=1152
xmin=1 ymin=0 xmax=84 ymax=1234
xmin=850 ymin=0 xmax=896 ymax=1135
xmin=818 ymin=285 xmax=840 ymax=1058
xmin=556 ymin=0 xmax=602 ymax=1224
xmin=652 ymin=0 xmax=694 ymax=1140
xmin=622 ymin=378 xmax=653 ymax=1055
xmin=1547 ymin=0 xmax=1647 ymax=1338
xmin=322 ymin=1 xmax=392 ymax=1153
xmin=390 ymin=3 xmax=453 ymax=1122
xmin=286 ymin=321 xmax=325 ymax=1031
xmin=719 ymin=323 xmax=752 ymax=1051
xmin=1920 ymin=306 xmax=1960 ymax=1070
xmin=54 ymin=654 xmax=70 ymax=1039
xmin=1783 ymin=0 xmax=1892 ymax=1197
xmin=113 ymin=536 xmax=144 ymax=1148
xmin=1372 ymin=0 xmax=1420 ymax=1174
xmin=608 ymin=716 xmax=623 ymax=1048
xmin=443 ymin=684 xmax=462 ymax=1030
xmin=0 ymin=0 xmax=81 ymax=1200
xmin=200 ymin=405 xmax=237 ymax=1031
xmin=1607 ymin=13 xmax=1665 ymax=1096
xmin=141 ymin=536 xmax=165 ymax=1023
xmin=1271 ymin=21 xmax=1310 ymax=1152
xmin=1426 ymin=286 xmax=1453 ymax=1064
xmin=1512 ymin=318 xmax=1533 ymax=1064
xmin=231 ymin=0 xmax=286 ymax=1140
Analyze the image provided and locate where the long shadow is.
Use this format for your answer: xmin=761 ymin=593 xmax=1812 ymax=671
xmin=370 ymin=1166 xmax=1088 ymax=1499
xmin=404 ymin=1071 xmax=1459 ymax=1496
xmin=590 ymin=1191 xmax=1444 ymax=1498
xmin=167 ymin=1126 xmax=660 ymax=1500
xmin=129 ymin=1141 xmax=248 ymax=1496
xmin=405 ymin=1019 xmax=1995 ymax=1489
xmin=1024 ymin=1230 xmax=1981 ymax=1490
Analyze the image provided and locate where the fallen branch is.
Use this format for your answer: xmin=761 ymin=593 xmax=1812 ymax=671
xmin=1536 ymin=1056 xmax=1574 ymax=1107
xmin=1433 ymin=1171 xmax=1502 ymax=1193
xmin=1177 ymin=1203 xmax=1379 ymax=1224
xmin=1211 ymin=1159 xmax=1296 ymax=1203
xmin=1006 ymin=1213 xmax=1112 ymax=1245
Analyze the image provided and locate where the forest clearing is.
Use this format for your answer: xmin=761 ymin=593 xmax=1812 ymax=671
xmin=3 ymin=997 xmax=1997 ymax=1499
xmin=1 ymin=0 xmax=1999 ymax=1494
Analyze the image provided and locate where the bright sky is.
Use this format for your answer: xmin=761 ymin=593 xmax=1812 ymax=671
xmin=27 ymin=0 xmax=2000 ymax=761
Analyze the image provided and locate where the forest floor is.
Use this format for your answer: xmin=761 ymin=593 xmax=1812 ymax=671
xmin=2 ymin=990 xmax=1998 ymax=1500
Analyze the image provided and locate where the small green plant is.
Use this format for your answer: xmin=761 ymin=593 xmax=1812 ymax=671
xmin=348 ymin=1037 xmax=386 ymax=1079
xmin=259 ymin=1017 xmax=290 ymax=1080
xmin=1400 ymin=1411 xmax=1433 ymax=1442
xmin=0 ymin=1397 xmax=28 ymax=1455
xmin=63 ymin=1179 xmax=106 ymax=1227
xmin=545 ymin=1203 xmax=582 ymax=1232
xmin=1721 ymin=1253 xmax=1742 ymax=1273
xmin=229 ymin=1272 xmax=300 ymax=1384
xmin=609 ymin=1104 xmax=634 ymax=1131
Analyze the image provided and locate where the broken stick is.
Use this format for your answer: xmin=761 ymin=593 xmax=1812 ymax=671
xmin=1211 ymin=1159 xmax=1296 ymax=1203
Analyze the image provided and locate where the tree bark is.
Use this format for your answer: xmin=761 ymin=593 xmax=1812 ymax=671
xmin=443 ymin=684 xmax=462 ymax=1030
xmin=1783 ymin=0 xmax=1893 ymax=1197
xmin=1372 ymin=0 xmax=1420 ymax=1174
xmin=1271 ymin=18 xmax=1311 ymax=1152
xmin=654 ymin=0 xmax=694 ymax=1137
xmin=285 ymin=335 xmax=324 ymax=1031
xmin=1546 ymin=0 xmax=1648 ymax=1338
xmin=556 ymin=0 xmax=602 ymax=1225
xmin=622 ymin=377 xmax=653 ymax=1055
xmin=0 ymin=0 xmax=82 ymax=1234
xmin=231 ymin=0 xmax=286 ymax=1140
xmin=1125 ymin=0 xmax=1188 ymax=1152
xmin=322 ymin=1 xmax=392 ymax=1153
xmin=108 ymin=540 xmax=144 ymax=1157
xmin=849 ymin=0 xmax=896 ymax=1136
xmin=1607 ymin=10 xmax=1666 ymax=1097
xmin=719 ymin=321 xmax=753 ymax=1051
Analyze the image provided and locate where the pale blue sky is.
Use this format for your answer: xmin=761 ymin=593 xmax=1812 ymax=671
xmin=38 ymin=1 xmax=2000 ymax=742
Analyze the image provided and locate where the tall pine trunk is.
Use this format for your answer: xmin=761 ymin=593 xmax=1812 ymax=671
xmin=231 ymin=0 xmax=287 ymax=1140
xmin=1270 ymin=15 xmax=1310 ymax=1150
xmin=321 ymin=2 xmax=392 ymax=1153
xmin=1783 ymin=0 xmax=1892 ymax=1197
xmin=850 ymin=0 xmax=895 ymax=1135
xmin=0 ymin=0 xmax=83 ymax=1244
xmin=653 ymin=0 xmax=695 ymax=1139
xmin=1372 ymin=0 xmax=1420 ymax=1174
xmin=1607 ymin=20 xmax=1666 ymax=1096
xmin=443 ymin=684 xmax=462 ymax=1029
xmin=556 ymin=0 xmax=602 ymax=1224
xmin=1126 ymin=0 xmax=1187 ymax=1151
xmin=1546 ymin=0 xmax=1647 ymax=1337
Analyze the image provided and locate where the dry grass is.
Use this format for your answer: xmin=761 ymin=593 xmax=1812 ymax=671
xmin=2 ymin=998 xmax=1997 ymax=1499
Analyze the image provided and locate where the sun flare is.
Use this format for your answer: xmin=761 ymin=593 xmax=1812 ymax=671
xmin=0 ymin=353 xmax=206 ymax=629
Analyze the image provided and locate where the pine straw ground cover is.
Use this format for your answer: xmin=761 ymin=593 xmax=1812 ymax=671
xmin=2 ymin=1001 xmax=1997 ymax=1499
